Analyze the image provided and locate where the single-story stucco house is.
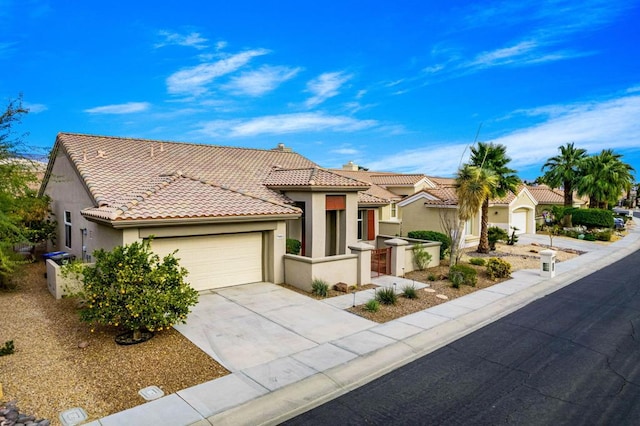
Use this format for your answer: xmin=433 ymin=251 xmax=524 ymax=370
xmin=40 ymin=133 xmax=440 ymax=294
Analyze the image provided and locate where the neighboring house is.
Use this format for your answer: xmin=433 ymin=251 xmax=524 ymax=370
xmin=39 ymin=133 xmax=372 ymax=292
xmin=487 ymin=185 xmax=537 ymax=235
xmin=527 ymin=184 xmax=588 ymax=225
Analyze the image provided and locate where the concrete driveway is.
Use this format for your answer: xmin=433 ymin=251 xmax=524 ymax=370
xmin=174 ymin=283 xmax=375 ymax=373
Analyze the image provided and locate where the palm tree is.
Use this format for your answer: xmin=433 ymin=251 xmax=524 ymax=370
xmin=469 ymin=142 xmax=520 ymax=253
xmin=577 ymin=149 xmax=635 ymax=209
xmin=451 ymin=164 xmax=497 ymax=267
xmin=541 ymin=142 xmax=587 ymax=207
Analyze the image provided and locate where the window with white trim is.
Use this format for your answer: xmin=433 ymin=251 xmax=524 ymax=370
xmin=64 ymin=211 xmax=72 ymax=249
xmin=390 ymin=202 xmax=397 ymax=218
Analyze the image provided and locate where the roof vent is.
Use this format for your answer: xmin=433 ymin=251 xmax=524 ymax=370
xmin=97 ymin=150 xmax=106 ymax=158
xmin=273 ymin=143 xmax=292 ymax=152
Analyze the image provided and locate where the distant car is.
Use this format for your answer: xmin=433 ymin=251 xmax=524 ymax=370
xmin=614 ymin=217 xmax=625 ymax=230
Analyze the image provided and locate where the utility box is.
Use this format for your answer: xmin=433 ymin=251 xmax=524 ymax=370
xmin=540 ymin=249 xmax=557 ymax=278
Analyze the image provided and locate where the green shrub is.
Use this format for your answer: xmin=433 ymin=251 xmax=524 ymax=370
xmin=450 ymin=270 xmax=463 ymax=288
xmin=76 ymin=239 xmax=198 ymax=340
xmin=364 ymin=299 xmax=380 ymax=312
xmin=311 ymin=278 xmax=329 ymax=297
xmin=0 ymin=340 xmax=15 ymax=356
xmin=376 ymin=287 xmax=398 ymax=305
xmin=596 ymin=229 xmax=612 ymax=241
xmin=488 ymin=227 xmax=508 ymax=250
xmin=402 ymin=285 xmax=418 ymax=299
xmin=486 ymin=257 xmax=512 ymax=279
xmin=583 ymin=233 xmax=596 ymax=241
xmin=469 ymin=257 xmax=486 ymax=266
xmin=427 ymin=273 xmax=437 ymax=281
xmin=411 ymin=244 xmax=432 ymax=270
xmin=286 ymin=238 xmax=301 ymax=255
xmin=449 ymin=264 xmax=477 ymax=287
xmin=407 ymin=230 xmax=450 ymax=259
xmin=567 ymin=208 xmax=614 ymax=228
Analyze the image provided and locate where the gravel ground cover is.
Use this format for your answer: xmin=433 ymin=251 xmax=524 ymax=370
xmin=348 ymin=241 xmax=580 ymax=322
xmin=0 ymin=261 xmax=228 ymax=425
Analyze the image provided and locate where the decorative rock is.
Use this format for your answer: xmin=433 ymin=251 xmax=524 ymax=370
xmin=334 ymin=282 xmax=349 ymax=293
xmin=424 ymin=288 xmax=436 ymax=293
xmin=436 ymin=294 xmax=449 ymax=300
xmin=78 ymin=341 xmax=89 ymax=349
xmin=0 ymin=401 xmax=49 ymax=426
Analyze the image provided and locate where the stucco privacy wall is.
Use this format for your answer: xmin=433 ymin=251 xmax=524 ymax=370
xmin=284 ymin=254 xmax=358 ymax=292
xmin=43 ymin=150 xmax=125 ymax=260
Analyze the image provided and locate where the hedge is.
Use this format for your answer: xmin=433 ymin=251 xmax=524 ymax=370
xmin=407 ymin=230 xmax=450 ymax=259
xmin=567 ymin=208 xmax=614 ymax=229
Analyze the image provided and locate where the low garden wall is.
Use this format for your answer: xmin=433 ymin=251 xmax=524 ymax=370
xmin=46 ymin=260 xmax=85 ymax=299
xmin=284 ymin=254 xmax=358 ymax=292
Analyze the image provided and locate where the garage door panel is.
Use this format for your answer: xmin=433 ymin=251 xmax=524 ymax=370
xmin=512 ymin=211 xmax=527 ymax=234
xmin=151 ymin=233 xmax=262 ymax=291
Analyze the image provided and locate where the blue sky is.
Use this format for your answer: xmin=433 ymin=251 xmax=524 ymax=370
xmin=2 ymin=0 xmax=639 ymax=180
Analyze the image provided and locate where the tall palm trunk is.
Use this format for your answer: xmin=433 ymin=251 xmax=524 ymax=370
xmin=563 ymin=181 xmax=573 ymax=207
xmin=477 ymin=198 xmax=490 ymax=253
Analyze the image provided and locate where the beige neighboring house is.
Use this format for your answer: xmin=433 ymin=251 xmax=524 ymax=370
xmin=527 ymin=184 xmax=588 ymax=225
xmin=487 ymin=185 xmax=537 ymax=235
xmin=39 ymin=133 xmax=373 ymax=292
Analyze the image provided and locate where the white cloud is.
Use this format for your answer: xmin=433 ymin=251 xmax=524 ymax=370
xmin=156 ymin=30 xmax=208 ymax=50
xmin=84 ymin=102 xmax=150 ymax=114
xmin=166 ymin=49 xmax=270 ymax=96
xmin=331 ymin=148 xmax=359 ymax=155
xmin=223 ymin=65 xmax=301 ymax=96
xmin=365 ymin=92 xmax=640 ymax=177
xmin=197 ymin=112 xmax=377 ymax=137
xmin=469 ymin=40 xmax=538 ymax=68
xmin=23 ymin=102 xmax=47 ymax=113
xmin=305 ymin=71 xmax=352 ymax=108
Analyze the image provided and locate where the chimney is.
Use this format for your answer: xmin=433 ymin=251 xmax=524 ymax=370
xmin=342 ymin=161 xmax=358 ymax=171
xmin=273 ymin=143 xmax=292 ymax=152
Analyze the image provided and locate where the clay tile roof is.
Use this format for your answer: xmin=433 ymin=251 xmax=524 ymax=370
xmin=427 ymin=176 xmax=456 ymax=187
xmin=264 ymin=167 xmax=369 ymax=188
xmin=369 ymin=174 xmax=426 ymax=186
xmin=422 ymin=187 xmax=458 ymax=205
xmin=527 ymin=184 xmax=566 ymax=204
xmin=53 ymin=132 xmax=317 ymax=221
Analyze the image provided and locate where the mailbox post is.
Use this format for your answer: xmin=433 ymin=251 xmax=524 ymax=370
xmin=540 ymin=249 xmax=557 ymax=278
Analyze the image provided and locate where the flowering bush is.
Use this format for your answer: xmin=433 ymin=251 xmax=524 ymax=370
xmin=77 ymin=240 xmax=198 ymax=340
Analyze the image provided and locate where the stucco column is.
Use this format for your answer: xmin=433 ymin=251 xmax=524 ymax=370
xmin=349 ymin=242 xmax=375 ymax=285
xmin=384 ymin=238 xmax=409 ymax=277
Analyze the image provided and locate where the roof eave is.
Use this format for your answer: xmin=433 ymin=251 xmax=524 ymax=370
xmin=81 ymin=212 xmax=302 ymax=229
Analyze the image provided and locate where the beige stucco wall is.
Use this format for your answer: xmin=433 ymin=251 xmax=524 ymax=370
xmin=284 ymin=254 xmax=358 ymax=291
xmin=43 ymin=151 xmax=125 ymax=261
xmin=379 ymin=220 xmax=401 ymax=237
xmin=399 ymin=202 xmax=447 ymax=236
xmin=403 ymin=242 xmax=440 ymax=273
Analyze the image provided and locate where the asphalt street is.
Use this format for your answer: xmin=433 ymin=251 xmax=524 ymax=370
xmin=284 ymin=248 xmax=640 ymax=425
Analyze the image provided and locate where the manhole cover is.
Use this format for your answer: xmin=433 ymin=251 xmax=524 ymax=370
xmin=139 ymin=385 xmax=164 ymax=401
xmin=59 ymin=407 xmax=88 ymax=426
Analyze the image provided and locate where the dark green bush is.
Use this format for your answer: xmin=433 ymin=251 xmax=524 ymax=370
xmin=407 ymin=230 xmax=450 ymax=259
xmin=583 ymin=233 xmax=597 ymax=241
xmin=469 ymin=257 xmax=486 ymax=266
xmin=486 ymin=257 xmax=512 ymax=279
xmin=0 ymin=340 xmax=15 ymax=356
xmin=286 ymin=238 xmax=301 ymax=255
xmin=311 ymin=278 xmax=329 ymax=297
xmin=364 ymin=299 xmax=380 ymax=312
xmin=402 ymin=285 xmax=418 ymax=299
xmin=427 ymin=273 xmax=437 ymax=281
xmin=376 ymin=287 xmax=398 ymax=305
xmin=449 ymin=264 xmax=477 ymax=287
xmin=567 ymin=208 xmax=614 ymax=228
xmin=488 ymin=226 xmax=508 ymax=250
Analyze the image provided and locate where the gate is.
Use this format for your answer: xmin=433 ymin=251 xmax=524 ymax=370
xmin=371 ymin=247 xmax=391 ymax=276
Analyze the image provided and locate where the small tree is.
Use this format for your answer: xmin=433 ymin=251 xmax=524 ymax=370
xmin=76 ymin=240 xmax=198 ymax=342
xmin=487 ymin=226 xmax=508 ymax=251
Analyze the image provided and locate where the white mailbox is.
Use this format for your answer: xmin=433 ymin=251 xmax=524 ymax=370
xmin=540 ymin=249 xmax=557 ymax=278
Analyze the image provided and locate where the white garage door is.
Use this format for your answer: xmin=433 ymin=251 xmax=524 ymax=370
xmin=512 ymin=211 xmax=528 ymax=234
xmin=151 ymin=233 xmax=263 ymax=291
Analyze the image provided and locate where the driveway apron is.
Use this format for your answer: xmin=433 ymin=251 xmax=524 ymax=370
xmin=174 ymin=283 xmax=375 ymax=373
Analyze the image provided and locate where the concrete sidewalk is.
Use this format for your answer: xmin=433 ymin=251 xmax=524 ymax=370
xmin=88 ymin=220 xmax=640 ymax=426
